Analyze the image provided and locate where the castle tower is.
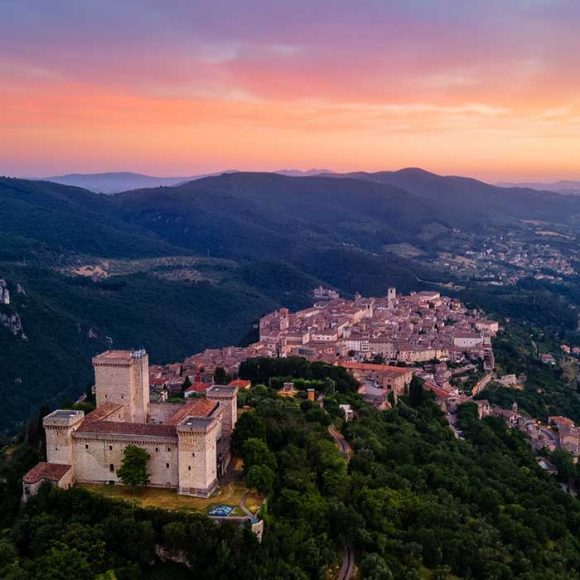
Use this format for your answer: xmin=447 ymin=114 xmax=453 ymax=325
xmin=279 ymin=308 xmax=290 ymax=331
xmin=387 ymin=287 xmax=397 ymax=309
xmin=92 ymin=349 xmax=150 ymax=423
xmin=177 ymin=416 xmax=220 ymax=497
xmin=206 ymin=385 xmax=238 ymax=438
xmin=44 ymin=409 xmax=85 ymax=466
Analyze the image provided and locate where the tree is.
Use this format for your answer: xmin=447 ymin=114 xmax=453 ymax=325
xmin=117 ymin=445 xmax=150 ymax=488
xmin=408 ymin=376 xmax=424 ymax=408
xmin=242 ymin=438 xmax=276 ymax=473
xmin=246 ymin=465 xmax=275 ymax=494
xmin=181 ymin=375 xmax=192 ymax=396
xmin=213 ymin=366 xmax=229 ymax=385
xmin=231 ymin=411 xmax=266 ymax=455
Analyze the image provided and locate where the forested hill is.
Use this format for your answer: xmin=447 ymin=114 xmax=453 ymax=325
xmin=325 ymin=167 xmax=580 ymax=226
xmin=0 ymin=170 xmax=578 ymax=433
xmin=114 ymin=170 xmax=580 ymax=257
xmin=0 ymin=177 xmax=181 ymax=260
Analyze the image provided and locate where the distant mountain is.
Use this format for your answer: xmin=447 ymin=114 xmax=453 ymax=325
xmin=496 ymin=180 xmax=580 ymax=196
xmin=38 ymin=171 xmax=239 ymax=194
xmin=40 ymin=170 xmax=334 ymax=193
xmin=323 ymin=167 xmax=580 ymax=226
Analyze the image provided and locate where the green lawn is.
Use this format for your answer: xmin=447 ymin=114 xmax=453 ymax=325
xmin=81 ymin=481 xmax=263 ymax=516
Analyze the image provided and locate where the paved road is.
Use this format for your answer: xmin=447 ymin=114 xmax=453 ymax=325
xmin=327 ymin=424 xmax=355 ymax=579
xmin=338 ymin=545 xmax=354 ymax=580
xmin=328 ymin=425 xmax=353 ymax=459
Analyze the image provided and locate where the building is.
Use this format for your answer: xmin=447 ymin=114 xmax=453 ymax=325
xmin=23 ymin=349 xmax=238 ymax=500
xmin=340 ymin=361 xmax=413 ymax=395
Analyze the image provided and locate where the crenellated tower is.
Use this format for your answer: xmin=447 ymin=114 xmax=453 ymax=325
xmin=92 ymin=349 xmax=150 ymax=423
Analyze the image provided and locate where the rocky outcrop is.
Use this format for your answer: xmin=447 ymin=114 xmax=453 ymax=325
xmin=0 ymin=311 xmax=26 ymax=338
xmin=0 ymin=280 xmax=10 ymax=305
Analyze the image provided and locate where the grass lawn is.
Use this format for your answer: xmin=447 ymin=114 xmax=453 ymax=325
xmin=81 ymin=480 xmax=263 ymax=516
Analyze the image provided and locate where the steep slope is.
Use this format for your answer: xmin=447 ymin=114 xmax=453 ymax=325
xmin=328 ymin=168 xmax=580 ymax=227
xmin=0 ymin=177 xmax=181 ymax=259
xmin=0 ymin=260 xmax=324 ymax=432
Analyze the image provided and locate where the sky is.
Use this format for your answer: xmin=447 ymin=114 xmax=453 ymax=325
xmin=1 ymin=0 xmax=580 ymax=181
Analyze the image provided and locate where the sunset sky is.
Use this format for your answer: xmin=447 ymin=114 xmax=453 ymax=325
xmin=1 ymin=0 xmax=580 ymax=181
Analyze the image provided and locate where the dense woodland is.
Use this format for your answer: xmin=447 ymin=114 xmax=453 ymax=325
xmin=2 ymin=361 xmax=580 ymax=578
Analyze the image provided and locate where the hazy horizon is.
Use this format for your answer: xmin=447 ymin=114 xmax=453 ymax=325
xmin=7 ymin=166 xmax=580 ymax=185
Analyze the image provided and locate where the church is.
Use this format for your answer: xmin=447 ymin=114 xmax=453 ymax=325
xmin=23 ymin=349 xmax=238 ymax=499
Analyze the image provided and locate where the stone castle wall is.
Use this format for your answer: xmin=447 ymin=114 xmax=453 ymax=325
xmin=72 ymin=434 xmax=180 ymax=487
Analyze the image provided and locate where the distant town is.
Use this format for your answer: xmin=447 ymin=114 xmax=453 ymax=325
xmin=150 ymin=287 xmax=497 ymax=411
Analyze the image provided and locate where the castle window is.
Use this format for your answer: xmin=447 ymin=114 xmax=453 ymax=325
xmin=109 ymin=445 xmax=113 ymax=451
xmin=167 ymin=447 xmax=171 ymax=452
xmin=85 ymin=444 xmax=89 ymax=450
xmin=191 ymin=452 xmax=195 ymax=457
xmin=155 ymin=447 xmax=159 ymax=452
xmin=188 ymin=466 xmax=191 ymax=471
xmin=166 ymin=463 xmax=169 ymax=469
xmin=109 ymin=464 xmax=114 ymax=473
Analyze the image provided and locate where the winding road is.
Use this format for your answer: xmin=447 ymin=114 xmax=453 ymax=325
xmin=327 ymin=423 xmax=354 ymax=579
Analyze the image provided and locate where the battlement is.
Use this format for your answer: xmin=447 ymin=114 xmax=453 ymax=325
xmin=206 ymin=385 xmax=238 ymax=400
xmin=43 ymin=409 xmax=85 ymax=429
xmin=177 ymin=415 xmax=219 ymax=435
xmin=92 ymin=349 xmax=147 ymax=367
xmin=94 ymin=348 xmax=150 ymax=423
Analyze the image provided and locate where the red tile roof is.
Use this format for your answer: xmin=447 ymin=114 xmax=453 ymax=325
xmin=228 ymin=379 xmax=252 ymax=389
xmin=83 ymin=402 xmax=124 ymax=423
xmin=549 ymin=416 xmax=575 ymax=426
xmin=23 ymin=462 xmax=72 ymax=484
xmin=167 ymin=399 xmax=218 ymax=425
xmin=184 ymin=382 xmax=211 ymax=394
xmin=77 ymin=420 xmax=178 ymax=438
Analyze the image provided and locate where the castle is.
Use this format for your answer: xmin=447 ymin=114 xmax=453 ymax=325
xmin=23 ymin=349 xmax=237 ymax=500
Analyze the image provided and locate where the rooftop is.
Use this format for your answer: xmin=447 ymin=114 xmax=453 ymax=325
xmin=83 ymin=402 xmax=124 ymax=423
xmin=23 ymin=462 xmax=72 ymax=484
xmin=167 ymin=399 xmax=219 ymax=425
xmin=77 ymin=420 xmax=178 ymax=438
xmin=207 ymin=385 xmax=238 ymax=397
xmin=340 ymin=361 xmax=412 ymax=376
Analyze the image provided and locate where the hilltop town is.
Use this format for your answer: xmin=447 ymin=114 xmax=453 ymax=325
xmin=149 ymin=288 xmax=497 ymax=405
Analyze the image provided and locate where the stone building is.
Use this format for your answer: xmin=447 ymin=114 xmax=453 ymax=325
xmin=23 ymin=349 xmax=237 ymax=500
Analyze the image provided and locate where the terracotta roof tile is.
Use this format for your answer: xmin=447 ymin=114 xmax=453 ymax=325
xmin=23 ymin=462 xmax=72 ymax=484
xmin=83 ymin=402 xmax=124 ymax=423
xmin=167 ymin=399 xmax=218 ymax=425
xmin=77 ymin=420 xmax=177 ymax=438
